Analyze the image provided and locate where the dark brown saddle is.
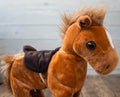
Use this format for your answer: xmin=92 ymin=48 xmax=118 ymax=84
xmin=23 ymin=45 xmax=60 ymax=73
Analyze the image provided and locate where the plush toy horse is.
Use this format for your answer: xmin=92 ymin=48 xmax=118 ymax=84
xmin=1 ymin=7 xmax=118 ymax=97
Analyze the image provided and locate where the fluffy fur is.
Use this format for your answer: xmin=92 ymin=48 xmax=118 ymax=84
xmin=0 ymin=54 xmax=14 ymax=92
xmin=60 ymin=7 xmax=106 ymax=38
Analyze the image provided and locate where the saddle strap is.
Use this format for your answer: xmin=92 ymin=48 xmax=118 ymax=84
xmin=39 ymin=73 xmax=47 ymax=86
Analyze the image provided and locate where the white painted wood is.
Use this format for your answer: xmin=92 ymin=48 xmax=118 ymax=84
xmin=0 ymin=25 xmax=120 ymax=39
xmin=0 ymin=10 xmax=119 ymax=25
xmin=0 ymin=39 xmax=61 ymax=54
xmin=0 ymin=25 xmax=60 ymax=39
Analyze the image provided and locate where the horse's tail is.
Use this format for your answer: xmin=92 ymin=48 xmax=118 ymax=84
xmin=0 ymin=54 xmax=14 ymax=93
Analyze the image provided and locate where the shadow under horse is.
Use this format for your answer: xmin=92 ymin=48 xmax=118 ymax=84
xmin=1 ymin=7 xmax=118 ymax=97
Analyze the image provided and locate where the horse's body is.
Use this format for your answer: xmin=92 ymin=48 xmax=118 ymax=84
xmin=1 ymin=7 xmax=118 ymax=97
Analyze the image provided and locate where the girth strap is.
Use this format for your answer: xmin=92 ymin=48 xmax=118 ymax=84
xmin=39 ymin=73 xmax=47 ymax=86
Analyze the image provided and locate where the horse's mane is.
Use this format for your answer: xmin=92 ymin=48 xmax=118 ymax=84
xmin=60 ymin=7 xmax=106 ymax=39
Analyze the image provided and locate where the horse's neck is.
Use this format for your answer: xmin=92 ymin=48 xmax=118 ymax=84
xmin=61 ymin=23 xmax=80 ymax=55
xmin=61 ymin=40 xmax=76 ymax=56
xmin=59 ymin=48 xmax=85 ymax=62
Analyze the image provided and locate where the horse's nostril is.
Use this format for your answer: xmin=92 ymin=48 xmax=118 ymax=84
xmin=105 ymin=64 xmax=110 ymax=70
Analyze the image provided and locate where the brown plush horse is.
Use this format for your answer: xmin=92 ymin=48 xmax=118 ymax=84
xmin=0 ymin=7 xmax=119 ymax=97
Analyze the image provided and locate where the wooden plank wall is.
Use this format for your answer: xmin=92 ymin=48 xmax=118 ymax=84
xmin=0 ymin=0 xmax=120 ymax=81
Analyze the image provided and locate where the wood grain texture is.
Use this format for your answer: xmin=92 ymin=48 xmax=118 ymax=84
xmin=0 ymin=75 xmax=120 ymax=97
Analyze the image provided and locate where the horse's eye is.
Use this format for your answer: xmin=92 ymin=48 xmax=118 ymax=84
xmin=86 ymin=41 xmax=96 ymax=50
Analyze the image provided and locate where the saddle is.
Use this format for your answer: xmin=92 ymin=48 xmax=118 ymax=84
xmin=23 ymin=45 xmax=60 ymax=73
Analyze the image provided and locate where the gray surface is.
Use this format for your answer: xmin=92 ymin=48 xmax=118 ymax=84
xmin=1 ymin=75 xmax=120 ymax=97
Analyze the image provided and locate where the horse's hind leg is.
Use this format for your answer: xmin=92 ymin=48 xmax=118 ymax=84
xmin=73 ymin=91 xmax=81 ymax=97
xmin=12 ymin=87 xmax=45 ymax=97
xmin=11 ymin=83 xmax=31 ymax=97
xmin=11 ymin=78 xmax=45 ymax=97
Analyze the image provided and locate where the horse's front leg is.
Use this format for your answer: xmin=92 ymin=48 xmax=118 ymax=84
xmin=52 ymin=90 xmax=73 ymax=97
xmin=73 ymin=90 xmax=81 ymax=97
xmin=48 ymin=78 xmax=74 ymax=97
xmin=51 ymin=91 xmax=81 ymax=97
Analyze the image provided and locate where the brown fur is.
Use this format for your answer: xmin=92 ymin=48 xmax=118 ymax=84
xmin=1 ymin=52 xmax=46 ymax=97
xmin=0 ymin=7 xmax=118 ymax=97
xmin=60 ymin=7 xmax=106 ymax=39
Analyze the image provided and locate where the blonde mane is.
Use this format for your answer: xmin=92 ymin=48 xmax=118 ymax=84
xmin=60 ymin=7 xmax=106 ymax=39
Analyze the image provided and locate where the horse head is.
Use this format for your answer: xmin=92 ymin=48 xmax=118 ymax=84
xmin=61 ymin=7 xmax=118 ymax=75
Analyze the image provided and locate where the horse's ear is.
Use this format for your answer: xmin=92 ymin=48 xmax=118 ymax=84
xmin=78 ymin=15 xmax=92 ymax=29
